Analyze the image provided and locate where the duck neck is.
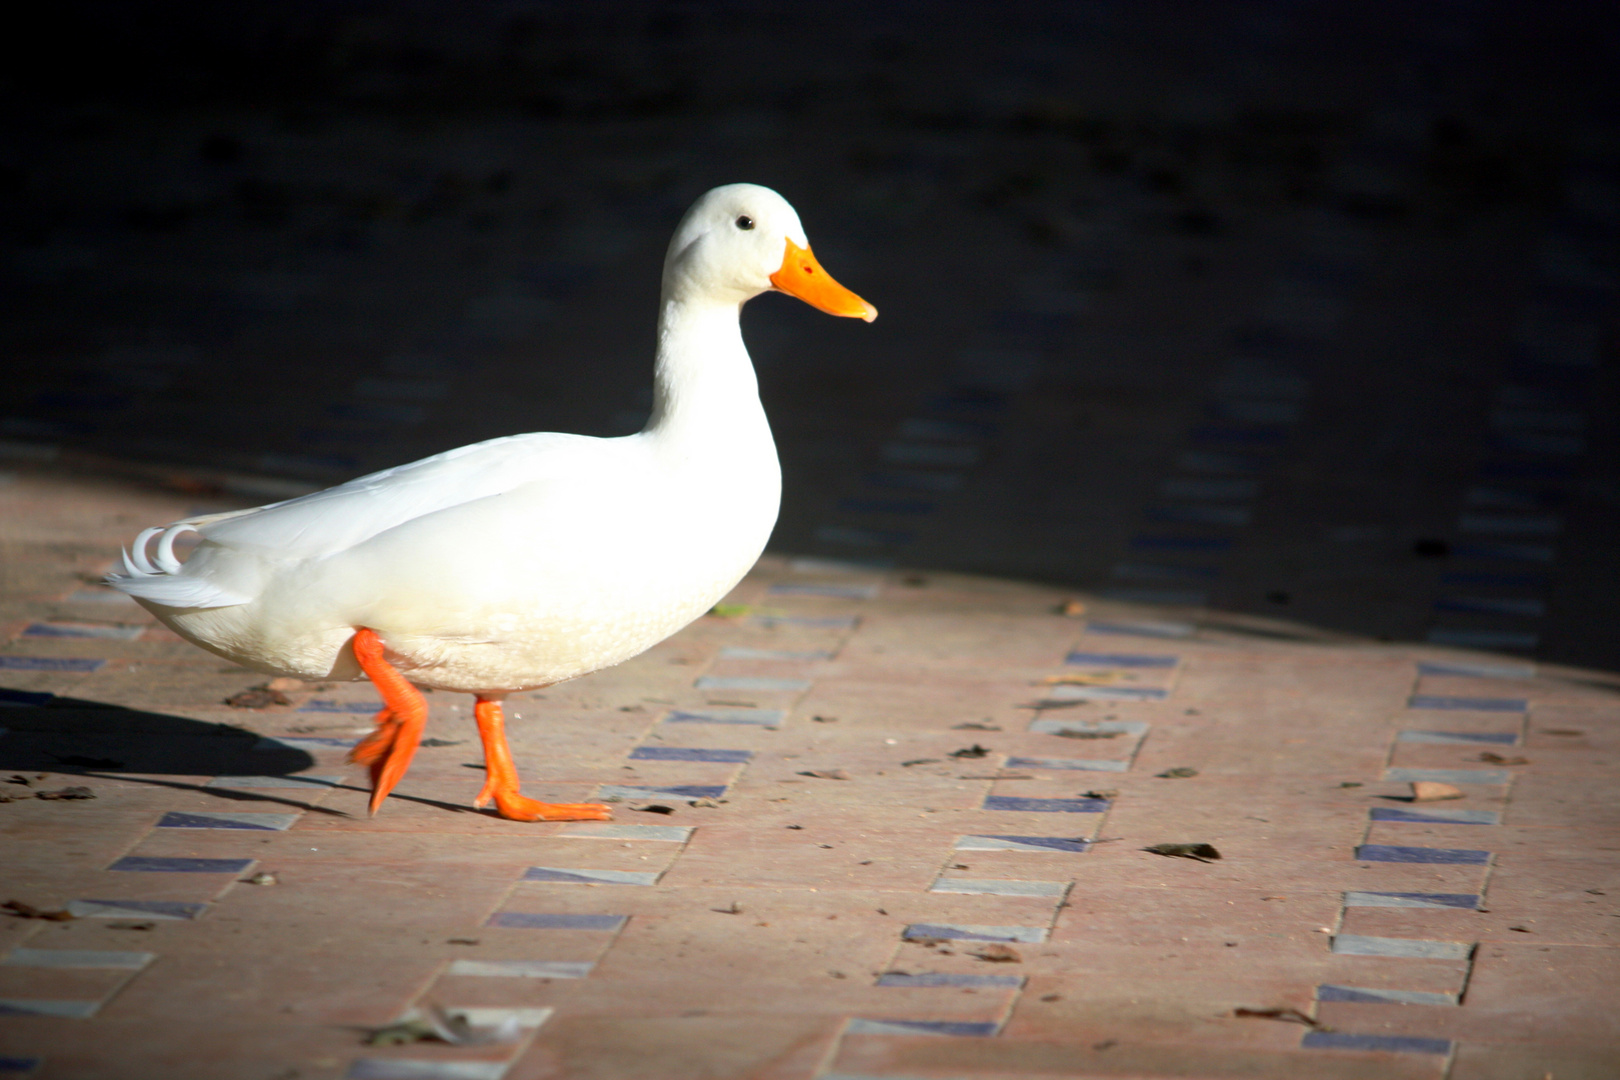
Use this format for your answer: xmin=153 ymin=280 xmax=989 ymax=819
xmin=645 ymin=295 xmax=769 ymax=445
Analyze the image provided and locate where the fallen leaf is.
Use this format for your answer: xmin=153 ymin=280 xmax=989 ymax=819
xmin=1234 ymin=1006 xmax=1326 ymax=1029
xmin=901 ymin=759 xmax=941 ymax=767
xmin=419 ymin=738 xmax=463 ymax=748
xmin=1509 ymin=925 xmax=1532 ymax=933
xmin=811 ymin=715 xmax=838 ymax=723
xmin=225 ymin=687 xmax=291 ymax=709
xmin=1040 ymin=673 xmax=1122 ymax=686
xmin=953 ymin=721 xmax=1001 ymax=731
xmin=366 ymin=1020 xmax=437 ymax=1046
xmin=368 ymin=1004 xmax=522 ymax=1047
xmin=1338 ymin=781 xmax=1363 ymax=788
xmin=1059 ymin=599 xmax=1087 ymax=617
xmin=1053 ymin=729 xmax=1122 ymax=739
xmin=971 ymin=944 xmax=1022 ymax=963
xmin=1478 ymin=752 xmax=1530 ymax=765
xmin=1411 ymin=781 xmax=1464 ymax=802
xmin=243 ymin=872 xmax=278 ymax=886
xmin=36 ymin=786 xmax=95 ymax=800
xmin=797 ymin=770 xmax=850 ymax=780
xmin=688 ymin=797 xmax=720 ymax=808
xmin=1143 ymin=843 xmax=1221 ymax=863
xmin=707 ymin=603 xmax=751 ymax=618
xmin=632 ymin=803 xmax=676 ymax=814
xmin=712 ymin=902 xmax=743 ymax=915
xmin=447 ymin=938 xmax=479 ymax=945
xmin=950 ymin=745 xmax=991 ymax=759
xmin=1155 ymin=767 xmax=1198 ymax=779
xmin=3 ymin=900 xmax=74 ymax=921
xmin=6 ymin=775 xmax=33 ymax=786
xmin=1080 ymin=790 xmax=1118 ymax=800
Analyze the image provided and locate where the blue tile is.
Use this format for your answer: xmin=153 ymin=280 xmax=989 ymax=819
xmin=1302 ymin=1032 xmax=1452 ymax=1055
xmin=156 ymin=812 xmax=298 ymax=831
xmin=1434 ymin=596 xmax=1546 ymax=617
xmin=0 ymin=688 xmax=53 ymax=706
xmin=1044 ymin=685 xmax=1168 ymax=702
xmin=845 ymin=1018 xmax=999 ymax=1037
xmin=0 ymin=656 xmax=105 ymax=672
xmin=1317 ymin=985 xmax=1457 ymax=1006
xmin=814 ymin=524 xmax=914 ymax=547
xmin=983 ymin=796 xmax=1108 ymax=813
xmin=108 ymin=856 xmax=254 ymax=874
xmin=522 ymin=867 xmax=659 ymax=886
xmin=0 ymin=1001 xmax=100 ymax=1018
xmin=766 ymin=583 xmax=879 ymax=600
xmin=0 ymin=1057 xmax=42 ymax=1073
xmin=628 ymin=747 xmax=752 ymax=763
xmin=23 ymin=623 xmax=143 ymax=640
xmin=1369 ymin=808 xmax=1499 ymax=825
xmin=719 ymin=647 xmax=835 ymax=661
xmin=1082 ymin=621 xmax=1193 ymax=639
xmin=1343 ymin=892 xmax=1480 ymax=910
xmin=1397 ymin=731 xmax=1518 ymax=745
xmin=956 ymin=835 xmax=1090 ymax=853
xmin=835 ymin=497 xmax=936 ymax=516
xmin=1065 ymin=651 xmax=1178 ymax=668
xmin=693 ymin=676 xmax=810 ymax=692
xmin=663 ymin=708 xmax=784 ymax=728
xmin=749 ymin=615 xmax=859 ymax=630
xmin=1417 ymin=660 xmax=1535 ymax=679
xmin=1409 ymin=695 xmax=1528 ymax=712
xmin=1384 ymin=768 xmax=1510 ymax=785
xmin=1128 ymin=535 xmax=1233 ymax=552
xmin=1439 ymin=571 xmax=1547 ymax=587
xmin=903 ymin=923 xmax=1046 ymax=943
xmin=1425 ymin=629 xmax=1540 ymax=650
xmin=486 ymin=912 xmax=626 ymax=930
xmin=596 ymin=784 xmax=726 ymax=801
xmin=1355 ymin=845 xmax=1491 ymax=865
xmin=1100 ymin=587 xmax=1209 ymax=606
xmin=297 ymin=699 xmax=379 ymax=714
xmin=68 ymin=899 xmax=206 ymax=920
xmin=1005 ymin=757 xmax=1128 ymax=773
xmin=877 ymin=972 xmax=1023 ymax=989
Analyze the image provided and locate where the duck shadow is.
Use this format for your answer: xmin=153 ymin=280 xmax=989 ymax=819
xmin=0 ymin=689 xmax=477 ymax=816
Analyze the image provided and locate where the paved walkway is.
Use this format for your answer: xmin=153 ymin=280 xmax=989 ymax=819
xmin=2 ymin=467 xmax=1617 ymax=1079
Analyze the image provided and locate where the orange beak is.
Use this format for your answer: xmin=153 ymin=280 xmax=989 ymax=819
xmin=769 ymin=238 xmax=877 ymax=322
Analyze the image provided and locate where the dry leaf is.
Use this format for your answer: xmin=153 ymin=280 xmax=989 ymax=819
xmin=1059 ymin=599 xmax=1087 ymax=617
xmin=1478 ymin=752 xmax=1529 ymax=765
xmin=949 ymin=745 xmax=991 ymax=759
xmin=1143 ymin=843 xmax=1221 ymax=863
xmin=36 ymin=786 xmax=95 ymax=800
xmin=1411 ymin=781 xmax=1464 ymax=802
xmin=225 ymin=687 xmax=291 ymax=709
xmin=3 ymin=900 xmax=74 ymax=921
xmin=796 ymin=770 xmax=850 ymax=781
xmin=1234 ymin=1006 xmax=1326 ymax=1029
xmin=971 ymin=944 xmax=1022 ymax=963
xmin=1155 ymin=767 xmax=1198 ymax=779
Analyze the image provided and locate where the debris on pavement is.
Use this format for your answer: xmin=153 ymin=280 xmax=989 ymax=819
xmin=243 ymin=872 xmax=279 ymax=885
xmin=1479 ymin=751 xmax=1530 ymax=765
xmin=3 ymin=900 xmax=75 ymax=920
xmin=225 ymin=686 xmax=292 ymax=709
xmin=36 ymin=786 xmax=96 ymax=800
xmin=107 ymin=921 xmax=155 ymax=931
xmin=419 ymin=738 xmax=463 ymax=748
xmin=971 ymin=944 xmax=1022 ymax=962
xmin=797 ymin=769 xmax=849 ymax=780
xmin=688 ymin=797 xmax=721 ymax=808
xmin=1411 ymin=781 xmax=1465 ymax=801
xmin=1234 ymin=1006 xmax=1327 ymax=1029
xmin=901 ymin=758 xmax=942 ymax=767
xmin=712 ymin=902 xmax=743 ymax=914
xmin=953 ymin=721 xmax=1001 ymax=731
xmin=1156 ymin=767 xmax=1199 ymax=778
xmin=1143 ymin=843 xmax=1222 ymax=863
xmin=632 ymin=803 xmax=676 ymax=814
xmin=1058 ymin=599 xmax=1087 ymax=616
xmin=950 ymin=744 xmax=991 ymax=758
xmin=1081 ymin=790 xmax=1119 ymax=799
xmin=1054 ymin=729 xmax=1122 ymax=739
xmin=366 ymin=1004 xmax=522 ymax=1046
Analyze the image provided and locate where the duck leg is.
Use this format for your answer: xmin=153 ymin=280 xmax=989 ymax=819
xmin=345 ymin=628 xmax=428 ymax=815
xmin=472 ymin=695 xmax=612 ymax=822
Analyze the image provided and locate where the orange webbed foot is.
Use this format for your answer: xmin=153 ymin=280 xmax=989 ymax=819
xmin=488 ymin=791 xmax=614 ymax=823
xmin=348 ymin=629 xmax=428 ymax=816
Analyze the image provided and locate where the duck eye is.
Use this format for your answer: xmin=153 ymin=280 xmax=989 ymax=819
xmin=735 ymin=215 xmax=755 ymax=231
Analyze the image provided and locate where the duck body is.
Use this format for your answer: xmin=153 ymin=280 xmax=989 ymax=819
xmin=108 ymin=183 xmax=875 ymax=820
xmin=142 ymin=303 xmax=779 ymax=692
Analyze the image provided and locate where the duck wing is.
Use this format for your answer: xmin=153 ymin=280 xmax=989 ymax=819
xmin=110 ymin=431 xmax=611 ymax=608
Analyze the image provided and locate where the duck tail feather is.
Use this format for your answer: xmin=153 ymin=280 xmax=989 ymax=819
xmin=106 ymin=523 xmax=250 ymax=610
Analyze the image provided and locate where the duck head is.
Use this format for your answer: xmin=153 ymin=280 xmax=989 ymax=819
xmin=663 ymin=183 xmax=876 ymax=322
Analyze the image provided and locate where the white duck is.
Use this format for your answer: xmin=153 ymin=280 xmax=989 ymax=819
xmin=108 ymin=183 xmax=876 ymax=821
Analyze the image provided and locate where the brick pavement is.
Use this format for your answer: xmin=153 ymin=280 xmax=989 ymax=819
xmin=2 ymin=467 xmax=1618 ymax=1079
